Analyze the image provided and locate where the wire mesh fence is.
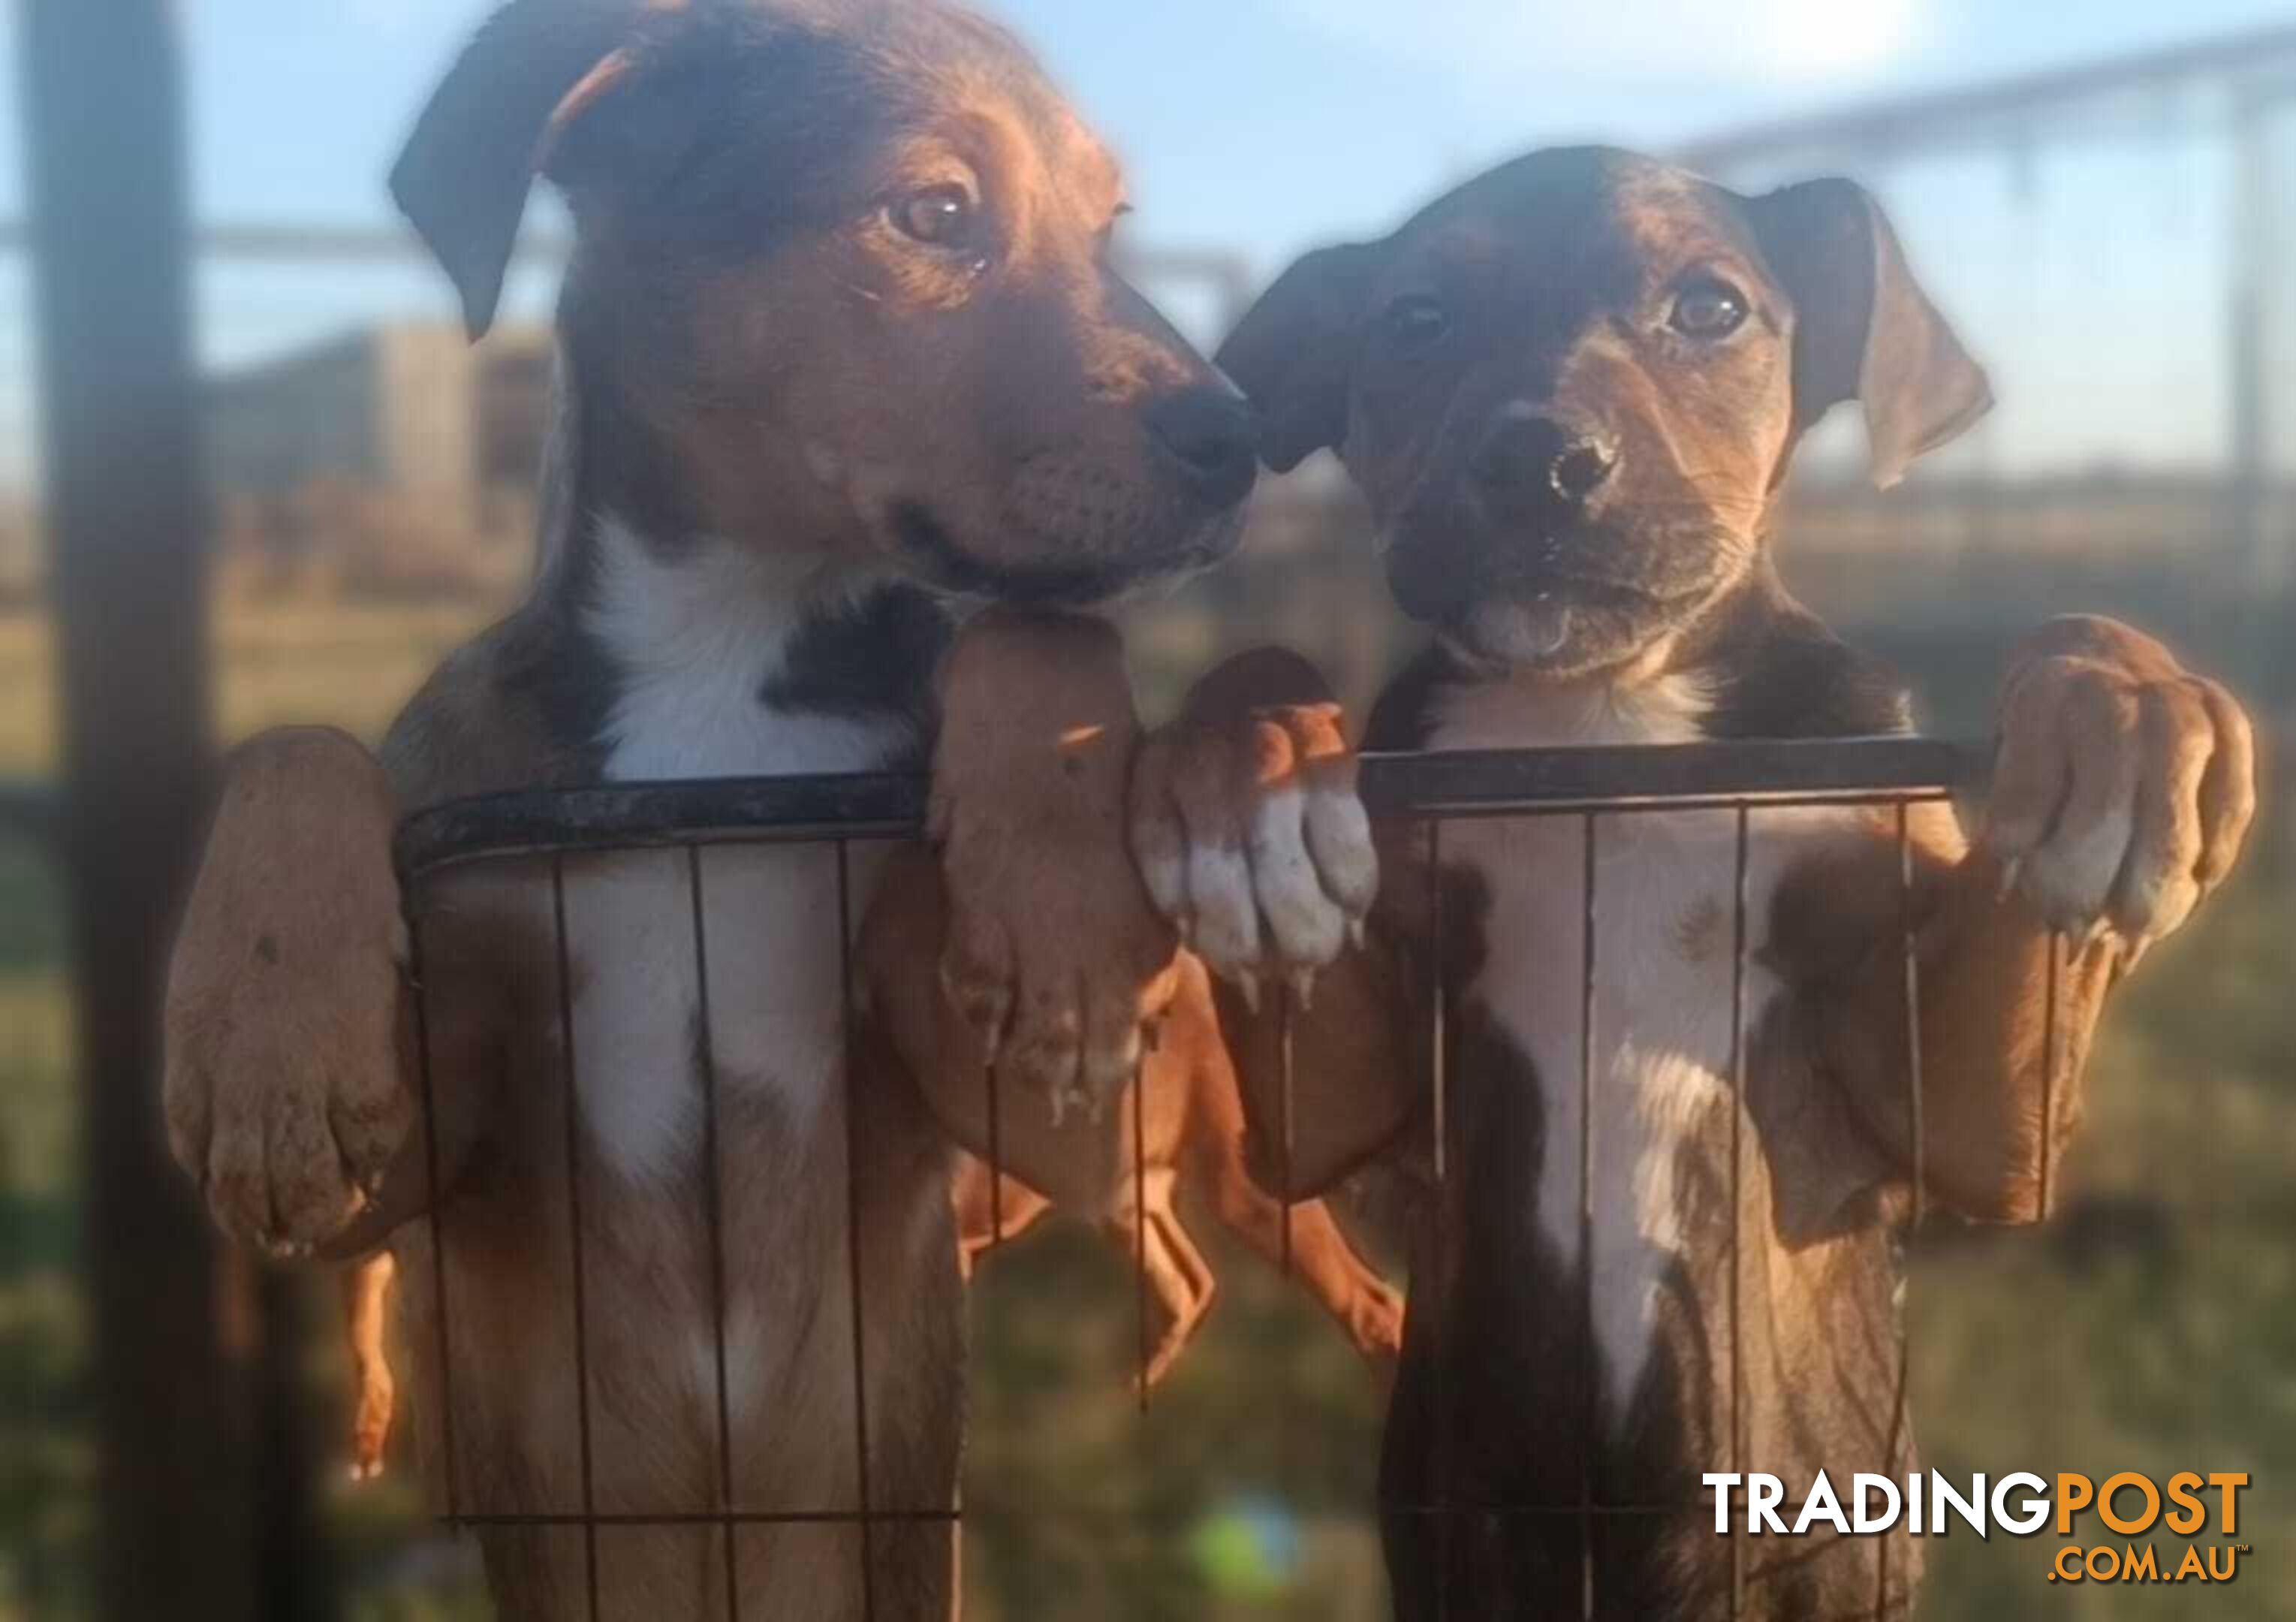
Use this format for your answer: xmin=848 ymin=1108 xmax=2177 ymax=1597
xmin=389 ymin=733 xmax=2050 ymax=1619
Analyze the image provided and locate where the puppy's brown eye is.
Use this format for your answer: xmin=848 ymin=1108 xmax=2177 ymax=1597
xmin=1385 ymin=294 xmax=1451 ymax=349
xmin=1671 ymin=279 xmax=1749 ymax=339
xmin=894 ymin=185 xmax=977 ymax=247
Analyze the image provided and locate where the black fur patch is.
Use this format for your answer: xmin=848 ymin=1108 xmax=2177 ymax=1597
xmin=1381 ymin=862 xmax=1730 ymax=1619
xmin=1363 ymin=645 xmax=1463 ymax=753
xmin=760 ymin=583 xmax=951 ymax=746
xmin=496 ymin=601 xmax=619 ymax=782
xmin=1693 ymin=571 xmax=1915 ymax=742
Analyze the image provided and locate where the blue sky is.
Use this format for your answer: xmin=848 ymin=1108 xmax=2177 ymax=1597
xmin=0 ymin=0 xmax=2278 ymax=259
xmin=0 ymin=0 xmax=2291 ymax=478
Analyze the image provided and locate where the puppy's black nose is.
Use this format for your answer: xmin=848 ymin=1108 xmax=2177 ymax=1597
xmin=1472 ymin=414 xmax=1618 ymax=507
xmin=1146 ymin=387 xmax=1261 ymax=509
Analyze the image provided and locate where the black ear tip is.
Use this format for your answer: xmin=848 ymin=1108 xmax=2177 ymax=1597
xmin=404 ymin=213 xmax=511 ymax=343
xmin=460 ymin=297 xmax=501 ymax=345
xmin=390 ymin=164 xmax=514 ymax=344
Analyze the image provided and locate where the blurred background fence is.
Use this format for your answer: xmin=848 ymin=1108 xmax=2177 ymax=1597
xmin=1 ymin=8 xmax=2291 ymax=1621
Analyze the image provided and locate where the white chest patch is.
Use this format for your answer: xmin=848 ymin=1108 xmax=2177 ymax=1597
xmin=588 ymin=517 xmax=905 ymax=784
xmin=566 ymin=517 xmax=905 ymax=1189
xmin=1429 ymin=670 xmax=1855 ymax=1424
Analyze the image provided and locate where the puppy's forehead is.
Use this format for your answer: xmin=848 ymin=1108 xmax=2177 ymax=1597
xmin=1397 ymin=147 xmax=1752 ymax=293
xmin=677 ymin=0 xmax=1120 ymax=225
xmin=835 ymin=0 xmax=1123 ymax=205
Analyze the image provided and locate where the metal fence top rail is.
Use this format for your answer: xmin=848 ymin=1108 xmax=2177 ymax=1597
xmin=1680 ymin=18 xmax=2296 ymax=172
xmin=393 ymin=736 xmax=1987 ymax=879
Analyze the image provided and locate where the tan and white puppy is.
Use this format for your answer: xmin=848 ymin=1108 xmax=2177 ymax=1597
xmin=161 ymin=4 xmax=1258 ymax=1617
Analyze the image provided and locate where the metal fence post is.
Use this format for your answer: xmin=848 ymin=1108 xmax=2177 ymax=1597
xmin=22 ymin=3 xmax=327 ymax=1617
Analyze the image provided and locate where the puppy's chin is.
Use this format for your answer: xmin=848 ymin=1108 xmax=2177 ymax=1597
xmin=1443 ymin=595 xmax=1664 ymax=679
xmin=1391 ymin=514 xmax=1749 ymax=679
xmin=884 ymin=501 xmax=1243 ymax=608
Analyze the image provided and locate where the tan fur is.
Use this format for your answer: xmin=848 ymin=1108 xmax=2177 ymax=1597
xmin=164 ymin=728 xmax=415 ymax=1255
xmin=951 ymin=1163 xmax=1053 ymax=1280
xmin=346 ymin=1253 xmax=398 ymax=1482
xmin=948 ymin=953 xmax=1403 ymax=1390
xmin=1775 ymin=625 xmax=2254 ymax=1227
xmin=901 ymin=611 xmax=1187 ymax=1134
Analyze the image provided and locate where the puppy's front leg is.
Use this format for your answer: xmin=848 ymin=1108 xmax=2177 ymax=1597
xmin=164 ymin=728 xmax=417 ymax=1259
xmin=866 ymin=610 xmax=1183 ymax=1208
xmin=344 ymin=1251 xmax=397 ymax=1482
xmin=1813 ymin=617 xmax=2256 ymax=1222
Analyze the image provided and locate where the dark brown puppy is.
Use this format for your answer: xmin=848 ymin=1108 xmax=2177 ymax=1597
xmin=1123 ymin=148 xmax=2255 ymax=1619
xmin=163 ymin=4 xmax=1255 ymax=1617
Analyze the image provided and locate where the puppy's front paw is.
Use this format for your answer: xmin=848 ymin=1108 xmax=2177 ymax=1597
xmin=1129 ymin=650 xmax=1375 ymax=1005
xmin=1986 ymin=617 xmax=2256 ymax=954
xmin=164 ymin=730 xmax=414 ymax=1257
xmin=1354 ymin=1277 xmax=1407 ymax=1374
xmin=932 ymin=611 xmax=1183 ymax=1123
xmin=351 ymin=1358 xmax=396 ymax=1482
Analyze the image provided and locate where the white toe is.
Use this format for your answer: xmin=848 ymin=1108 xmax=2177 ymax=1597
xmin=2022 ymin=805 xmax=2134 ymax=931
xmin=1249 ymin=786 xmax=1347 ymax=967
xmin=1188 ymin=841 xmax=1261 ymax=975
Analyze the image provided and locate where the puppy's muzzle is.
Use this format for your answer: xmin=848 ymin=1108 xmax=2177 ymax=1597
xmin=1390 ymin=409 xmax=1622 ymax=620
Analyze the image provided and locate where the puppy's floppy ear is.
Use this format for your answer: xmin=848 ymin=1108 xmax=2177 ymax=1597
xmin=1750 ymin=178 xmax=1993 ymax=490
xmin=1215 ymin=243 xmax=1379 ymax=474
xmin=390 ymin=0 xmax=682 ymax=340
